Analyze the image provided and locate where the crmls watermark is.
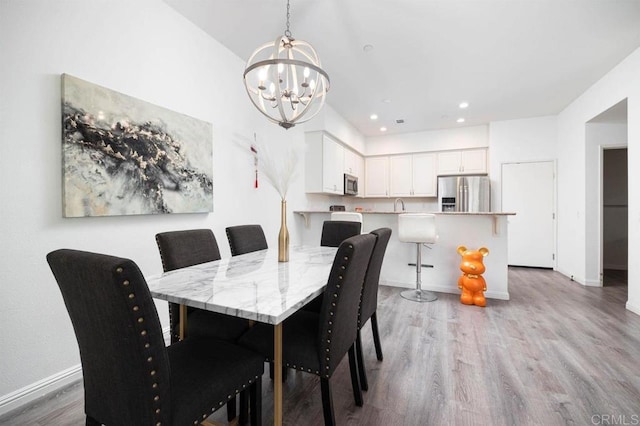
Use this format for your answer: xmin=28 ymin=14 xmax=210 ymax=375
xmin=591 ymin=414 xmax=640 ymax=425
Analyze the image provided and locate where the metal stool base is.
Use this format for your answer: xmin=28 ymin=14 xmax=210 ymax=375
xmin=400 ymin=289 xmax=438 ymax=302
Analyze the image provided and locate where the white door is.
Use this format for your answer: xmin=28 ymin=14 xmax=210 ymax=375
xmin=502 ymin=161 xmax=555 ymax=267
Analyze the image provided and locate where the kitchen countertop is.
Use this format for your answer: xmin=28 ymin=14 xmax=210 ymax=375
xmin=294 ymin=210 xmax=515 ymax=215
xmin=293 ymin=209 xmax=514 ymax=300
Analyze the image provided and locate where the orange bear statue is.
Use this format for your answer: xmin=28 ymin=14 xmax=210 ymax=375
xmin=457 ymin=246 xmax=489 ymax=307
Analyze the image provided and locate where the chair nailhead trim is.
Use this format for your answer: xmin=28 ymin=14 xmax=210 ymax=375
xmin=123 ymin=280 xmax=130 ymax=286
xmin=193 ymin=376 xmax=258 ymax=425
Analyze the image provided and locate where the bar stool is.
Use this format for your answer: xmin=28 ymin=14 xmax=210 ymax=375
xmin=330 ymin=211 xmax=363 ymax=223
xmin=398 ymin=213 xmax=438 ymax=302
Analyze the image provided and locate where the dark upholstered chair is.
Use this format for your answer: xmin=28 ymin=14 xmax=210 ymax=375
xmin=47 ymin=249 xmax=263 ymax=426
xmin=238 ymin=234 xmax=376 ymax=426
xmin=320 ymin=220 xmax=362 ymax=247
xmin=226 ymin=225 xmax=268 ymax=256
xmin=355 ymin=227 xmax=392 ymax=391
xmin=303 ymin=220 xmax=364 ymax=314
xmin=155 ymin=229 xmax=252 ymax=421
xmin=155 ymin=229 xmax=250 ymax=344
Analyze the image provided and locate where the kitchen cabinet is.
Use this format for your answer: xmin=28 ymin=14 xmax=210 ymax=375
xmin=437 ymin=148 xmax=487 ymax=175
xmin=389 ymin=153 xmax=436 ymax=197
xmin=365 ymin=157 xmax=389 ymax=197
xmin=305 ymin=132 xmax=345 ymax=195
xmin=344 ymin=148 xmax=364 ymax=179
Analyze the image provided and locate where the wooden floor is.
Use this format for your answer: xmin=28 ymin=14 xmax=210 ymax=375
xmin=2 ymin=267 xmax=638 ymax=425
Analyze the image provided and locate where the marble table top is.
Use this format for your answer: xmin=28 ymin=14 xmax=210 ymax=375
xmin=147 ymin=246 xmax=338 ymax=325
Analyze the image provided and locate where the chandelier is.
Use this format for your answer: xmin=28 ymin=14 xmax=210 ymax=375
xmin=243 ymin=0 xmax=330 ymax=129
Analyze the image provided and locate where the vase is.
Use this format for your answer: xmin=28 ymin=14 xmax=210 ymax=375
xmin=278 ymin=200 xmax=289 ymax=262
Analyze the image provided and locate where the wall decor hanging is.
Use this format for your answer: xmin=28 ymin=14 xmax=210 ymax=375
xmin=61 ymin=74 xmax=213 ymax=217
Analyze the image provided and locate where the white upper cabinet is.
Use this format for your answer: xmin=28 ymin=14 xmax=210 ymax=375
xmin=344 ymin=148 xmax=364 ymax=178
xmin=437 ymin=148 xmax=487 ymax=175
xmin=389 ymin=155 xmax=413 ymax=196
xmin=411 ymin=153 xmax=437 ymax=196
xmin=305 ymin=132 xmax=345 ymax=195
xmin=389 ymin=153 xmax=436 ymax=197
xmin=365 ymin=157 xmax=389 ymax=197
xmin=322 ymin=135 xmax=345 ymax=194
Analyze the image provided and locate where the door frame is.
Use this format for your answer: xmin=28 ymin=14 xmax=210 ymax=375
xmin=500 ymin=159 xmax=557 ymax=269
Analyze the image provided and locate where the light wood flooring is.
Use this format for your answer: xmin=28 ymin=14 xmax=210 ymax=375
xmin=2 ymin=267 xmax=638 ymax=425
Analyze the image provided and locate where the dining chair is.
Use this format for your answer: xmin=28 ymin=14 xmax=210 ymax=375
xmin=302 ymin=220 xmax=364 ymax=314
xmin=156 ymin=229 xmax=252 ymax=422
xmin=155 ymin=229 xmax=250 ymax=344
xmin=355 ymin=227 xmax=392 ymax=391
xmin=226 ymin=224 xmax=268 ymax=256
xmin=46 ymin=249 xmax=263 ymax=426
xmin=320 ymin=220 xmax=362 ymax=247
xmin=238 ymin=233 xmax=377 ymax=426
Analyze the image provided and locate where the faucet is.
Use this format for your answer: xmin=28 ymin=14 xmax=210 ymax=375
xmin=394 ymin=198 xmax=405 ymax=212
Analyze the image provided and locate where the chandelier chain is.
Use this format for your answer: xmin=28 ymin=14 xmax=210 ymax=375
xmin=285 ymin=0 xmax=292 ymax=38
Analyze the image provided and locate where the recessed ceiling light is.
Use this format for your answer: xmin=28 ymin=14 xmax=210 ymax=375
xmin=382 ymin=99 xmax=392 ymax=104
xmin=370 ymin=114 xmax=378 ymax=120
xmin=459 ymin=102 xmax=469 ymax=109
xmin=380 ymin=127 xmax=388 ymax=132
xmin=363 ymin=44 xmax=374 ymax=53
xmin=457 ymin=118 xmax=465 ymax=123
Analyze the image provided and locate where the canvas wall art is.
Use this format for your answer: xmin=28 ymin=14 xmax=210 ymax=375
xmin=61 ymin=74 xmax=213 ymax=217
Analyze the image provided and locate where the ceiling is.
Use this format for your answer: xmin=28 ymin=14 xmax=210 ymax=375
xmin=165 ymin=0 xmax=640 ymax=137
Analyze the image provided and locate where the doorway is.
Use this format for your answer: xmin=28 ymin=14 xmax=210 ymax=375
xmin=585 ymin=99 xmax=628 ymax=288
xmin=602 ymin=148 xmax=628 ymax=286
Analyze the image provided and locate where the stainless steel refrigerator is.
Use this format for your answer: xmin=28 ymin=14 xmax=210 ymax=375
xmin=437 ymin=175 xmax=491 ymax=212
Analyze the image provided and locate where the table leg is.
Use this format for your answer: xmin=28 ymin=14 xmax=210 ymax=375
xmin=273 ymin=323 xmax=283 ymax=426
xmin=179 ymin=304 xmax=187 ymax=340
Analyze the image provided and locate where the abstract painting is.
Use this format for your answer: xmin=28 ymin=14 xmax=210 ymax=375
xmin=61 ymin=74 xmax=213 ymax=217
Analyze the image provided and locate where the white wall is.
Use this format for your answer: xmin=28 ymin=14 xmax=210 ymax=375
xmin=0 ymin=0 xmax=309 ymax=412
xmin=556 ymin=47 xmax=640 ymax=313
xmin=365 ymin=125 xmax=488 ymax=156
xmin=305 ymin=104 xmax=366 ymax=154
xmin=488 ymin=116 xmax=558 ymax=211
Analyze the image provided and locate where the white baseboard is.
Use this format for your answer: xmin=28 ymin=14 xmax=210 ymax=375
xmin=584 ymin=278 xmax=603 ymax=287
xmin=382 ymin=280 xmax=509 ymax=300
xmin=626 ymin=301 xmax=640 ymax=317
xmin=0 ymin=326 xmax=172 ymax=418
xmin=0 ymin=364 xmax=82 ymax=418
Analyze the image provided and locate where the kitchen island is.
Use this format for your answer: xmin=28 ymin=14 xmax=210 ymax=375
xmin=293 ymin=211 xmax=515 ymax=300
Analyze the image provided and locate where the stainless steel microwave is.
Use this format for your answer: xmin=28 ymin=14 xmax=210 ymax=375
xmin=344 ymin=173 xmax=358 ymax=195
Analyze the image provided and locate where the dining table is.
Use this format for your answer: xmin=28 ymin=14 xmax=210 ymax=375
xmin=146 ymin=245 xmax=338 ymax=426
